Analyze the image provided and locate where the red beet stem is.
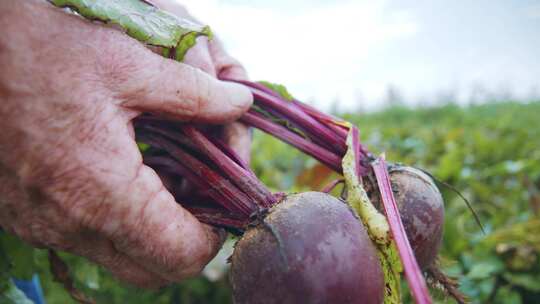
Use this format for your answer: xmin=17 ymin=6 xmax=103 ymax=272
xmin=241 ymin=111 xmax=343 ymax=172
xmin=225 ymin=79 xmax=347 ymax=155
xmin=205 ymin=132 xmax=251 ymax=172
xmin=252 ymin=88 xmax=347 ymax=154
xmin=136 ymin=122 xmax=199 ymax=151
xmin=224 ymin=80 xmax=374 ymax=172
xmin=229 ymin=79 xmax=350 ymax=142
xmin=143 ymin=155 xmax=218 ymax=200
xmin=187 ymin=207 xmax=250 ymax=231
xmin=139 ymin=132 xmax=259 ymax=217
xmin=292 ymin=100 xmax=349 ymax=140
xmin=372 ymin=157 xmax=432 ymax=304
xmin=181 ymin=126 xmax=276 ymax=208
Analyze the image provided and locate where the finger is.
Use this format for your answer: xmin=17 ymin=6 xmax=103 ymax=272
xmin=147 ymin=1 xmax=218 ymax=76
xmin=223 ymin=122 xmax=252 ymax=164
xmin=112 ymin=178 xmax=224 ymax=281
xmin=183 ymin=37 xmax=217 ymax=76
xmin=99 ymin=144 xmax=225 ymax=281
xmin=72 ymin=235 xmax=170 ymax=288
xmin=209 ymin=37 xmax=249 ymax=80
xmin=111 ymin=46 xmax=252 ymax=123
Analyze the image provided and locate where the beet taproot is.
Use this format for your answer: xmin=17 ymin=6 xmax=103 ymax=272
xmin=230 ymin=192 xmax=384 ymax=304
xmin=385 ymin=166 xmax=444 ymax=269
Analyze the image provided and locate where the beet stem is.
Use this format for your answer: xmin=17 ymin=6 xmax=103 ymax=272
xmin=187 ymin=207 xmax=249 ymax=231
xmin=253 ymin=89 xmax=347 ymax=154
xmin=241 ymin=111 xmax=343 ymax=172
xmin=372 ymin=156 xmax=432 ymax=304
xmin=223 ymin=80 xmax=374 ymax=173
xmin=292 ymin=100 xmax=349 ymax=140
xmin=205 ymin=132 xmax=251 ymax=172
xmin=182 ymin=126 xmax=276 ymax=208
xmin=139 ymin=132 xmax=258 ymax=216
xmin=143 ymin=156 xmax=245 ymax=229
xmin=227 ymin=79 xmax=347 ymax=155
xmin=232 ymin=79 xmax=350 ymax=145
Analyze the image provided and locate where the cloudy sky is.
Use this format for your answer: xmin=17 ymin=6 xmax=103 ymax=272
xmin=179 ymin=0 xmax=540 ymax=111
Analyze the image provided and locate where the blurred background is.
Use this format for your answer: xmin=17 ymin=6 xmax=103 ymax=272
xmin=182 ymin=0 xmax=540 ymax=111
xmin=2 ymin=1 xmax=539 ymax=303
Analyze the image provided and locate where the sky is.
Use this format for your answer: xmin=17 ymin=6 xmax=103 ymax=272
xmin=178 ymin=0 xmax=540 ymax=111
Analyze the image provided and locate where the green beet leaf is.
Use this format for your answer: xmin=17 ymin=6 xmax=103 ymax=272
xmin=49 ymin=0 xmax=212 ymax=61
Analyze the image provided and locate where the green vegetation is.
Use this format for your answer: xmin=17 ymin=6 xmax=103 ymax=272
xmin=1 ymin=101 xmax=539 ymax=303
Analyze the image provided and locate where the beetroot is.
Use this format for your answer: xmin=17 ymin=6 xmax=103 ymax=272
xmin=368 ymin=165 xmax=445 ymax=269
xmin=230 ymin=192 xmax=384 ymax=304
xmin=387 ymin=166 xmax=444 ymax=269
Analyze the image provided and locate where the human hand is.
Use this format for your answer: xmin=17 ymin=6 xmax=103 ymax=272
xmin=150 ymin=0 xmax=252 ymax=161
xmin=0 ymin=0 xmax=252 ymax=288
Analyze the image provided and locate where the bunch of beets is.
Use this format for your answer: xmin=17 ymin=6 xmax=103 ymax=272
xmin=47 ymin=1 xmax=473 ymax=303
xmin=135 ymin=81 xmax=448 ymax=304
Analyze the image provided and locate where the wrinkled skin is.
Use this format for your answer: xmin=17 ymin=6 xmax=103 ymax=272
xmin=0 ymin=0 xmax=252 ymax=287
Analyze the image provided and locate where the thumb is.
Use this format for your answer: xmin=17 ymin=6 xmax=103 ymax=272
xmin=105 ymin=163 xmax=226 ymax=281
xmin=114 ymin=48 xmax=252 ymax=123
